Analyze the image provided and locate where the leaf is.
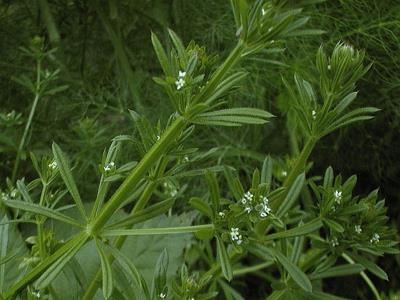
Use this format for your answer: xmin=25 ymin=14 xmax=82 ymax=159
xmin=106 ymin=245 xmax=143 ymax=288
xmin=168 ymin=29 xmax=186 ymax=61
xmin=205 ymin=170 xmax=220 ymax=214
xmin=264 ymin=218 xmax=322 ymax=241
xmin=102 ymin=224 xmax=214 ymax=237
xmin=274 ymin=250 xmax=312 ymax=292
xmin=35 ymin=233 xmax=88 ymax=289
xmin=189 ymin=197 xmax=213 ymax=218
xmin=276 ymin=173 xmax=305 ymax=217
xmin=95 ymin=240 xmax=114 ymax=299
xmin=153 ymin=249 xmax=168 ymax=297
xmin=151 ymin=32 xmax=170 ymax=76
xmin=192 ymin=107 xmax=273 ymax=127
xmin=216 ymin=235 xmax=232 ymax=281
xmin=3 ymin=200 xmax=82 ymax=227
xmin=323 ymin=218 xmax=344 ymax=233
xmin=105 ymin=198 xmax=175 ymax=229
xmin=349 ymin=253 xmax=388 ymax=281
xmin=52 ymin=143 xmax=87 ymax=220
xmin=310 ymin=264 xmax=365 ymax=280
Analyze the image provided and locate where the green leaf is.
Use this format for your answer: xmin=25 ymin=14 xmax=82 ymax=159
xmin=52 ymin=142 xmax=87 ymax=220
xmin=151 ymin=32 xmax=170 ymax=76
xmin=153 ymin=249 xmax=168 ymax=296
xmin=310 ymin=264 xmax=365 ymax=280
xmin=3 ymin=200 xmax=82 ymax=227
xmin=102 ymin=224 xmax=214 ymax=237
xmin=349 ymin=253 xmax=388 ymax=281
xmin=216 ymin=235 xmax=232 ymax=281
xmin=189 ymin=197 xmax=213 ymax=218
xmin=95 ymin=240 xmax=114 ymax=299
xmin=35 ymin=233 xmax=88 ymax=289
xmin=274 ymin=250 xmax=312 ymax=292
xmin=168 ymin=29 xmax=186 ymax=62
xmin=205 ymin=170 xmax=220 ymax=214
xmin=261 ymin=156 xmax=273 ymax=187
xmin=323 ymin=218 xmax=344 ymax=233
xmin=192 ymin=107 xmax=273 ymax=127
xmin=105 ymin=198 xmax=175 ymax=229
xmin=276 ymin=173 xmax=305 ymax=217
xmin=264 ymin=218 xmax=322 ymax=241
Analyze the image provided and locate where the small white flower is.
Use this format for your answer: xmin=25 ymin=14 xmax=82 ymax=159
xmin=327 ymin=64 xmax=332 ymax=70
xmin=218 ymin=212 xmax=225 ymax=218
xmin=262 ymin=8 xmax=266 ymax=15
xmin=260 ymin=212 xmax=267 ymax=218
xmin=281 ymin=170 xmax=287 ymax=177
xmin=48 ymin=160 xmax=57 ymax=170
xmin=178 ymin=70 xmax=186 ymax=78
xmin=183 ymin=155 xmax=189 ymax=162
xmin=331 ymin=237 xmax=339 ymax=247
xmin=104 ymin=161 xmax=115 ymax=172
xmin=370 ymin=233 xmax=380 ymax=244
xmin=156 ymin=135 xmax=160 ymax=141
xmin=32 ymin=290 xmax=41 ymax=298
xmin=244 ymin=206 xmax=252 ymax=213
xmin=334 ymin=190 xmax=342 ymax=204
xmin=241 ymin=198 xmax=247 ymax=204
xmin=175 ymin=78 xmax=185 ymax=90
xmin=10 ymin=189 xmax=18 ymax=198
xmin=230 ymin=227 xmax=242 ymax=245
xmin=354 ymin=225 xmax=362 ymax=234
xmin=170 ymin=189 xmax=178 ymax=197
xmin=1 ymin=192 xmax=9 ymax=201
xmin=159 ymin=292 xmax=166 ymax=299
xmin=312 ymin=110 xmax=317 ymax=120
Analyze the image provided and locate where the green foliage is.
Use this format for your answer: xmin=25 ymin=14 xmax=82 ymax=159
xmin=0 ymin=0 xmax=399 ymax=299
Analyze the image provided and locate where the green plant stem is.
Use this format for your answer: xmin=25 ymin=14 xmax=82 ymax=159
xmin=283 ymin=137 xmax=316 ymax=188
xmin=342 ymin=253 xmax=382 ymax=300
xmin=11 ymin=59 xmax=42 ymax=183
xmin=90 ymin=116 xmax=187 ymax=232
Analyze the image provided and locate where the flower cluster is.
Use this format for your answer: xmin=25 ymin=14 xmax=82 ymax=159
xmin=230 ymin=227 xmax=243 ymax=245
xmin=175 ymin=70 xmax=186 ymax=90
xmin=370 ymin=233 xmax=380 ymax=244
xmin=104 ymin=161 xmax=115 ymax=172
xmin=333 ymin=190 xmax=342 ymax=204
xmin=48 ymin=160 xmax=57 ymax=170
xmin=240 ymin=191 xmax=272 ymax=218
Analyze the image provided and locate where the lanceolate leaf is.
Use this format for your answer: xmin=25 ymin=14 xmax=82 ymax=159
xmin=3 ymin=200 xmax=82 ymax=227
xmin=216 ymin=235 xmax=233 ymax=281
xmin=35 ymin=233 xmax=88 ymax=290
xmin=95 ymin=240 xmax=114 ymax=299
xmin=274 ymin=250 xmax=312 ymax=292
xmin=105 ymin=198 xmax=175 ymax=229
xmin=276 ymin=173 xmax=305 ymax=217
xmin=192 ymin=107 xmax=273 ymax=127
xmin=310 ymin=264 xmax=365 ymax=280
xmin=106 ymin=245 xmax=143 ymax=288
xmin=264 ymin=218 xmax=322 ymax=241
xmin=52 ymin=143 xmax=87 ymax=220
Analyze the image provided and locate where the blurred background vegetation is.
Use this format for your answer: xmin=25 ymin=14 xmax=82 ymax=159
xmin=1 ymin=0 xmax=399 ymax=298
